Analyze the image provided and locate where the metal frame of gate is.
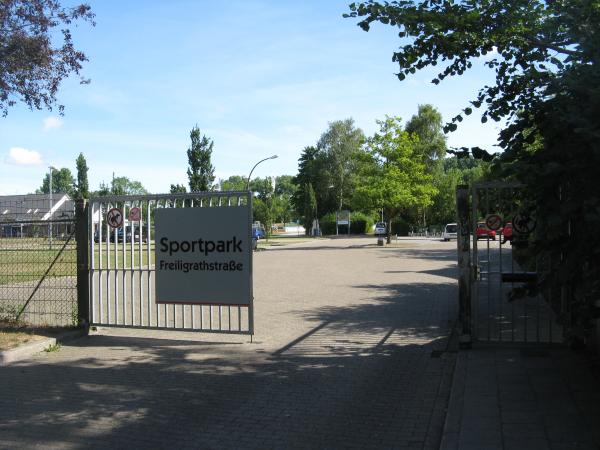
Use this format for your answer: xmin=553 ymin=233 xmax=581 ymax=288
xmin=88 ymin=191 xmax=253 ymax=335
xmin=468 ymin=182 xmax=562 ymax=344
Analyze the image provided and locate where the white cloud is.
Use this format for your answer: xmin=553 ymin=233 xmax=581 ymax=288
xmin=5 ymin=147 xmax=43 ymax=165
xmin=42 ymin=116 xmax=63 ymax=131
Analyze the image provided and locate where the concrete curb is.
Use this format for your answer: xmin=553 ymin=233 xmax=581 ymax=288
xmin=439 ymin=350 xmax=467 ymax=450
xmin=0 ymin=328 xmax=87 ymax=366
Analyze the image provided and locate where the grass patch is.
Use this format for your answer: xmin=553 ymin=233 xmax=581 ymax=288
xmin=0 ymin=319 xmax=75 ymax=351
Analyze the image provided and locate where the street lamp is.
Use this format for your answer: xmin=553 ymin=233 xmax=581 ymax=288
xmin=246 ymin=155 xmax=278 ymax=191
xmin=48 ymin=166 xmax=56 ymax=249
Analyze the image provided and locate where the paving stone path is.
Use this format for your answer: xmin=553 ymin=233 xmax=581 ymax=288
xmin=0 ymin=237 xmax=458 ymax=449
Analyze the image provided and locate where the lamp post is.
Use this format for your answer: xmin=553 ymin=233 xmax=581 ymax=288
xmin=246 ymin=155 xmax=278 ymax=191
xmin=48 ymin=166 xmax=55 ymax=249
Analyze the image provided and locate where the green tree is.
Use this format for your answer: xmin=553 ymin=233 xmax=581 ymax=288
xmin=111 ymin=176 xmax=148 ymax=195
xmin=94 ymin=181 xmax=110 ymax=197
xmin=345 ymin=0 xmax=585 ymax=130
xmin=405 ymin=104 xmax=447 ymax=226
xmin=354 ymin=117 xmax=437 ymax=243
xmin=170 ymin=184 xmax=187 ymax=194
xmin=220 ymin=175 xmax=247 ymax=191
xmin=0 ymin=1 xmax=95 ymax=116
xmin=187 ymin=125 xmax=215 ymax=192
xmin=405 ymin=104 xmax=446 ymax=168
xmin=346 ymin=0 xmax=600 ymax=342
xmin=74 ymin=153 xmax=89 ymax=199
xmin=317 ymin=118 xmax=365 ymax=212
xmin=302 ymin=183 xmax=317 ymax=236
xmin=38 ymin=167 xmax=75 ymax=195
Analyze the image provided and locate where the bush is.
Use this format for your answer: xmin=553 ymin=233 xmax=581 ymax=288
xmin=349 ymin=211 xmax=374 ymax=234
xmin=391 ymin=217 xmax=410 ymax=236
xmin=319 ymin=213 xmax=336 ymax=235
xmin=318 ymin=211 xmax=374 ymax=235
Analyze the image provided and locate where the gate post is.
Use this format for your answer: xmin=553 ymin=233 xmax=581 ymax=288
xmin=75 ymin=199 xmax=90 ymax=329
xmin=456 ymin=185 xmax=472 ymax=347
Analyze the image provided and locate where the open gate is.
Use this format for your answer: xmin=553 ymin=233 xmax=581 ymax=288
xmin=458 ymin=183 xmax=563 ymax=344
xmin=88 ymin=192 xmax=253 ymax=335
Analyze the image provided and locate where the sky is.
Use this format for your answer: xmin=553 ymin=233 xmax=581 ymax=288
xmin=0 ymin=0 xmax=503 ymax=196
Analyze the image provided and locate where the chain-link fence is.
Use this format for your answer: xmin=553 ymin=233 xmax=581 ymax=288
xmin=0 ymin=195 xmax=77 ymax=326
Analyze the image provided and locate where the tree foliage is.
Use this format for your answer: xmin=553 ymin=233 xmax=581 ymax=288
xmin=111 ymin=176 xmax=147 ymax=196
xmin=38 ymin=167 xmax=74 ymax=195
xmin=220 ymin=175 xmax=247 ymax=192
xmin=169 ymin=184 xmax=186 ymax=194
xmin=302 ymin=183 xmax=317 ymax=235
xmin=354 ymin=116 xmax=437 ymax=242
xmin=187 ymin=125 xmax=215 ymax=192
xmin=347 ymin=0 xmax=600 ymax=343
xmin=346 ymin=0 xmax=586 ymax=132
xmin=0 ymin=0 xmax=95 ymax=116
xmin=74 ymin=152 xmax=88 ymax=199
xmin=317 ymin=118 xmax=365 ymax=211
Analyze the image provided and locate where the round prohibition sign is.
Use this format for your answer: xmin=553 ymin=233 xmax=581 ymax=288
xmin=485 ymin=214 xmax=503 ymax=231
xmin=513 ymin=213 xmax=536 ymax=235
xmin=129 ymin=206 xmax=141 ymax=222
xmin=106 ymin=208 xmax=124 ymax=229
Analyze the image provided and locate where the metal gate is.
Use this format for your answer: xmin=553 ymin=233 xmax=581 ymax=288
xmin=468 ymin=182 xmax=563 ymax=343
xmin=89 ymin=192 xmax=253 ymax=335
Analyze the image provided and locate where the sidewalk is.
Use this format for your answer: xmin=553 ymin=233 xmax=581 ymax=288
xmin=441 ymin=343 xmax=600 ymax=450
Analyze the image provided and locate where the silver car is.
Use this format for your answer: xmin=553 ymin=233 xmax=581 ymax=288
xmin=443 ymin=223 xmax=458 ymax=241
xmin=374 ymin=222 xmax=386 ymax=236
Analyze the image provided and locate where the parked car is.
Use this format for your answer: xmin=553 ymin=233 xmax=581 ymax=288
xmin=500 ymin=222 xmax=513 ymax=244
xmin=442 ymin=223 xmax=458 ymax=241
xmin=124 ymin=225 xmax=147 ymax=243
xmin=476 ymin=222 xmax=496 ymax=240
xmin=374 ymin=222 xmax=387 ymax=236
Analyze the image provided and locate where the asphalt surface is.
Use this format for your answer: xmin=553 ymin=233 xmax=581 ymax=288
xmin=0 ymin=237 xmax=459 ymax=449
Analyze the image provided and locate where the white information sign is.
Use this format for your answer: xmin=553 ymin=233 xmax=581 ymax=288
xmin=154 ymin=206 xmax=252 ymax=305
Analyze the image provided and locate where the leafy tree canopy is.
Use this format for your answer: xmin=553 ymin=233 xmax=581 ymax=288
xmin=0 ymin=0 xmax=95 ymax=116
xmin=111 ymin=176 xmax=148 ymax=196
xmin=354 ymin=116 xmax=437 ymax=240
xmin=187 ymin=125 xmax=215 ymax=192
xmin=170 ymin=184 xmax=186 ymax=194
xmin=346 ymin=0 xmax=592 ymax=138
xmin=75 ymin=152 xmax=88 ymax=199
xmin=38 ymin=167 xmax=74 ymax=195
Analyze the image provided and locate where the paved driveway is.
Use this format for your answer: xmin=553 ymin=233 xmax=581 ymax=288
xmin=0 ymin=237 xmax=458 ymax=449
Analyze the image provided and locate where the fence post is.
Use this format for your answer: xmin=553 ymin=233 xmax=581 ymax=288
xmin=456 ymin=185 xmax=472 ymax=347
xmin=75 ymin=199 xmax=90 ymax=329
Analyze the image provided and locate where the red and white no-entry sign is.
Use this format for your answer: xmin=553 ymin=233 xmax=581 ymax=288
xmin=485 ymin=214 xmax=503 ymax=231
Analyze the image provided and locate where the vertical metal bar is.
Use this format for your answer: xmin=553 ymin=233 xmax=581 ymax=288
xmin=106 ymin=203 xmax=111 ymax=324
xmin=114 ymin=203 xmax=119 ymax=325
xmin=148 ymin=200 xmax=154 ymax=327
xmin=138 ymin=201 xmax=144 ymax=327
xmin=99 ymin=202 xmax=104 ymax=323
xmin=511 ymin=188 xmax=516 ymax=341
xmin=89 ymin=201 xmax=96 ymax=324
xmin=498 ymin=202 xmax=503 ymax=342
xmin=130 ymin=202 xmax=135 ymax=326
xmin=471 ymin=186 xmax=479 ymax=341
xmin=122 ymin=203 xmax=127 ymax=325
xmin=248 ymin=191 xmax=254 ymax=337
